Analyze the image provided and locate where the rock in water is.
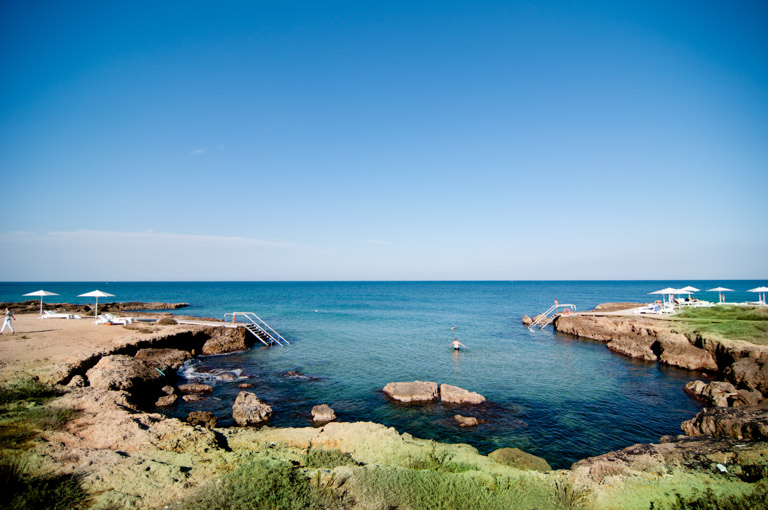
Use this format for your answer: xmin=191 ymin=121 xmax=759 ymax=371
xmin=382 ymin=381 xmax=438 ymax=403
xmin=489 ymin=447 xmax=551 ymax=472
xmin=232 ymin=391 xmax=273 ymax=426
xmin=178 ymin=383 xmax=214 ymax=394
xmin=440 ymin=384 xmax=486 ymax=404
xmin=187 ymin=411 xmax=218 ymax=429
xmin=201 ymin=327 xmax=250 ymax=355
xmin=155 ymin=394 xmax=178 ymax=407
xmin=312 ymin=404 xmax=337 ymax=424
xmin=454 ymin=414 xmax=480 ymax=427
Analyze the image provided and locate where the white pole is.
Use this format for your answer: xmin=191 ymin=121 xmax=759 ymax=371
xmin=95 ymin=297 xmax=99 ymax=317
xmin=39 ymin=297 xmax=43 ymax=317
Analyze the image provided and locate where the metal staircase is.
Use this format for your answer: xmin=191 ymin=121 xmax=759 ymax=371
xmin=224 ymin=312 xmax=289 ymax=346
xmin=528 ymin=303 xmax=576 ymax=331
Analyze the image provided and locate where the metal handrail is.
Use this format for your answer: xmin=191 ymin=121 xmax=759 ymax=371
xmin=224 ymin=312 xmax=289 ymax=346
xmin=529 ymin=303 xmax=577 ymax=331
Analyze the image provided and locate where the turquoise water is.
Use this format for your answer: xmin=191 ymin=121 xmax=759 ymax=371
xmin=3 ymin=280 xmax=763 ymax=468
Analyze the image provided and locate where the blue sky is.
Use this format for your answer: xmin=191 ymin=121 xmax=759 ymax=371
xmin=1 ymin=1 xmax=766 ymax=281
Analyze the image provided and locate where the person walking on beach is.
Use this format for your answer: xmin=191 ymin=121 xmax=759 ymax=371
xmin=1 ymin=308 xmax=16 ymax=335
xmin=450 ymin=338 xmax=465 ymax=350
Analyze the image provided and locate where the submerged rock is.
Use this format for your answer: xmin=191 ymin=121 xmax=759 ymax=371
xmin=178 ymin=383 xmax=214 ymax=394
xmin=454 ymin=414 xmax=481 ymax=427
xmin=312 ymin=404 xmax=337 ymax=424
xmin=155 ymin=394 xmax=178 ymax=407
xmin=232 ymin=391 xmax=273 ymax=426
xmin=440 ymin=384 xmax=486 ymax=404
xmin=489 ymin=447 xmax=551 ymax=472
xmin=182 ymin=394 xmax=206 ymax=402
xmin=237 ymin=383 xmax=254 ymax=389
xmin=382 ymin=381 xmax=438 ymax=403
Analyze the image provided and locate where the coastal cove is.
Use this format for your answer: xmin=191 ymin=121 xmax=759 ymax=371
xmin=4 ymin=280 xmax=755 ymax=468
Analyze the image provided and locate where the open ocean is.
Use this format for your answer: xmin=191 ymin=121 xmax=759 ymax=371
xmin=2 ymin=280 xmax=764 ymax=468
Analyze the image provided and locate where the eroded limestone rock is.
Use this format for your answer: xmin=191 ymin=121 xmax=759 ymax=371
xmin=440 ymin=384 xmax=486 ymax=404
xmin=382 ymin=381 xmax=438 ymax=403
xmin=135 ymin=348 xmax=191 ymax=371
xmin=681 ymin=405 xmax=768 ymax=440
xmin=232 ymin=391 xmax=273 ymax=426
xmin=454 ymin=414 xmax=480 ymax=427
xmin=312 ymin=404 xmax=337 ymax=424
xmin=178 ymin=383 xmax=213 ymax=394
xmin=187 ymin=411 xmax=218 ymax=429
xmin=86 ymin=355 xmax=164 ymax=399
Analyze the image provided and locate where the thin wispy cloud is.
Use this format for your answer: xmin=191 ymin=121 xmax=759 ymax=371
xmin=191 ymin=148 xmax=206 ymax=156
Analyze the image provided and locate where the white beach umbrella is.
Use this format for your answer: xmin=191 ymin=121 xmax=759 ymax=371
xmin=77 ymin=290 xmax=115 ymax=317
xmin=680 ymin=286 xmax=700 ymax=293
xmin=22 ymin=289 xmax=60 ymax=317
xmin=747 ymin=286 xmax=768 ymax=304
xmin=706 ymin=287 xmax=734 ymax=304
xmin=649 ymin=287 xmax=678 ymax=306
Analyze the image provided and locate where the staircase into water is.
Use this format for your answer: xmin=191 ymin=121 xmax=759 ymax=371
xmin=224 ymin=312 xmax=289 ymax=346
xmin=528 ymin=303 xmax=577 ymax=331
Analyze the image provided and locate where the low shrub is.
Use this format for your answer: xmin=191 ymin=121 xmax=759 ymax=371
xmin=406 ymin=446 xmax=478 ymax=474
xmin=175 ymin=459 xmax=345 ymax=509
xmin=0 ymin=379 xmax=60 ymax=405
xmin=0 ymin=458 xmax=89 ymax=510
xmin=304 ymin=448 xmax=357 ymax=468
xmin=356 ymin=467 xmax=553 ymax=509
xmin=650 ymin=481 xmax=768 ymax=510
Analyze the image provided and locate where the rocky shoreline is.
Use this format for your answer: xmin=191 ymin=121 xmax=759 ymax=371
xmin=2 ymin=304 xmax=767 ymax=508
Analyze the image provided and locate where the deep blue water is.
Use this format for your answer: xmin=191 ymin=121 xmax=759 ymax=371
xmin=2 ymin=280 xmax=764 ymax=468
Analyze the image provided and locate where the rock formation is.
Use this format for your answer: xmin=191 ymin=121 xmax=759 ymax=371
xmin=454 ymin=414 xmax=480 ymax=427
xmin=681 ymin=405 xmax=768 ymax=440
xmin=311 ymin=404 xmax=337 ymax=424
xmin=382 ymin=381 xmax=438 ymax=403
xmin=85 ymin=355 xmax=164 ymax=401
xmin=232 ymin=391 xmax=273 ymax=426
xmin=135 ymin=348 xmax=191 ymax=371
xmin=201 ymin=327 xmax=250 ymax=355
xmin=186 ymin=411 xmax=218 ymax=429
xmin=178 ymin=383 xmax=213 ymax=394
xmin=440 ymin=383 xmax=486 ymax=404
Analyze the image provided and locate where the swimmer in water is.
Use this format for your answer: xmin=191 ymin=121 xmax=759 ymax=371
xmin=450 ymin=338 xmax=465 ymax=350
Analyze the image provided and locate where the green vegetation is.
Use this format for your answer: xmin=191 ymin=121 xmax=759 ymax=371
xmin=0 ymin=458 xmax=89 ymax=510
xmin=650 ymin=480 xmax=768 ymax=509
xmin=405 ymin=446 xmax=478 ymax=474
xmin=672 ymin=306 xmax=768 ymax=344
xmin=175 ymin=459 xmax=346 ymax=509
xmin=303 ymin=448 xmax=357 ymax=468
xmin=356 ymin=466 xmax=570 ymax=509
xmin=0 ymin=379 xmax=78 ymax=450
xmin=0 ymin=378 xmax=60 ymax=405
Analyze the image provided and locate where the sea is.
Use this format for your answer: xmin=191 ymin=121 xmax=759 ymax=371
xmin=2 ymin=280 xmax=763 ymax=469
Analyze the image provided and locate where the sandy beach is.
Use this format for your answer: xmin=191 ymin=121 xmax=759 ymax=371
xmin=0 ymin=313 xmax=199 ymax=385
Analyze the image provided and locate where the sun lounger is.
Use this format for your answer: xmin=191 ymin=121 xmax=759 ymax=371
xmin=636 ymin=304 xmax=661 ymax=315
xmin=94 ymin=313 xmax=132 ymax=325
xmin=42 ymin=310 xmax=82 ymax=319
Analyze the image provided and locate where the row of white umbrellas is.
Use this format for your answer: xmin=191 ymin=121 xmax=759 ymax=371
xmin=22 ymin=289 xmax=115 ymax=317
xmin=649 ymin=286 xmax=768 ymax=304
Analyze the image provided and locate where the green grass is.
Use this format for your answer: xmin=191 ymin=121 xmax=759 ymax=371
xmin=0 ymin=378 xmax=60 ymax=405
xmin=174 ymin=459 xmax=346 ymax=509
xmin=0 ymin=379 xmax=79 ymax=450
xmin=405 ymin=446 xmax=478 ymax=474
xmin=672 ymin=306 xmax=768 ymax=344
xmin=0 ymin=458 xmax=89 ymax=510
xmin=355 ymin=467 xmax=572 ymax=510
xmin=650 ymin=480 xmax=768 ymax=509
xmin=303 ymin=448 xmax=357 ymax=468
